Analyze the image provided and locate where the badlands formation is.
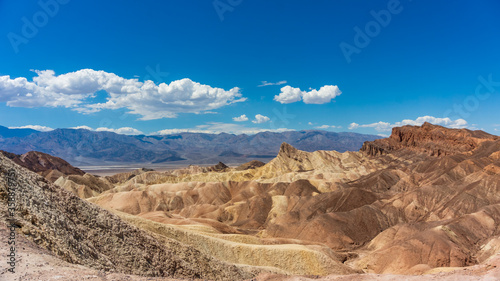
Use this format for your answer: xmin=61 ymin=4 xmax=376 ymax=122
xmin=2 ymin=122 xmax=500 ymax=280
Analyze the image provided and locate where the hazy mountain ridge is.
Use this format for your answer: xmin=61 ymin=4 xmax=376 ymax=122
xmin=0 ymin=127 xmax=381 ymax=165
xmin=0 ymin=125 xmax=39 ymax=138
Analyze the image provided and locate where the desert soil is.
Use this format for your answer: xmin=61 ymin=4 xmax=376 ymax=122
xmin=2 ymin=222 xmax=500 ymax=281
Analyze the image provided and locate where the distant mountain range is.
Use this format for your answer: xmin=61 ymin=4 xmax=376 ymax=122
xmin=0 ymin=125 xmax=381 ymax=165
xmin=0 ymin=125 xmax=39 ymax=138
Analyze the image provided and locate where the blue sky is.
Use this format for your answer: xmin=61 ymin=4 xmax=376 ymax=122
xmin=1 ymin=0 xmax=499 ymax=136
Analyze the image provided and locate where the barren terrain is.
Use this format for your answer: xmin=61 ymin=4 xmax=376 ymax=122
xmin=2 ymin=123 xmax=500 ymax=280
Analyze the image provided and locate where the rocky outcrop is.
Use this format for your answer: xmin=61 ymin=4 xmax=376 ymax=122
xmin=361 ymin=122 xmax=498 ymax=156
xmin=252 ymin=142 xmax=386 ymax=184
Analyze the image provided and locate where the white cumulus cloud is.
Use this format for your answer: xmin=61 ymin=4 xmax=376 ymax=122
xmin=8 ymin=125 xmax=54 ymax=132
xmin=348 ymin=116 xmax=468 ymax=132
xmin=348 ymin=122 xmax=360 ymax=130
xmin=274 ymin=86 xmax=303 ymax=104
xmin=66 ymin=125 xmax=143 ymax=135
xmin=315 ymin=125 xmax=341 ymax=129
xmin=258 ymin=80 xmax=287 ymax=87
xmin=70 ymin=125 xmax=93 ymax=130
xmin=233 ymin=114 xmax=249 ymax=122
xmin=153 ymin=122 xmax=293 ymax=135
xmin=95 ymin=127 xmax=144 ymax=135
xmin=0 ymin=69 xmax=246 ymax=120
xmin=274 ymin=85 xmax=341 ymax=104
xmin=252 ymin=114 xmax=270 ymax=124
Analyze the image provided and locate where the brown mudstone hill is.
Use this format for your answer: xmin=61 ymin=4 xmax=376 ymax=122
xmin=0 ymin=150 xmax=85 ymax=182
xmin=106 ymin=167 xmax=156 ymax=184
xmin=235 ymin=160 xmax=266 ymax=171
xmin=211 ymin=161 xmax=230 ymax=171
xmin=55 ymin=173 xmax=115 ymax=199
xmin=186 ymin=162 xmax=230 ymax=173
